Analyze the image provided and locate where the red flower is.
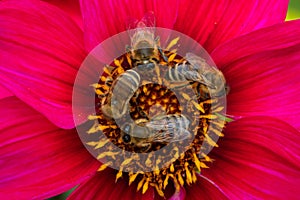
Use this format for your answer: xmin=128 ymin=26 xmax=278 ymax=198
xmin=0 ymin=0 xmax=300 ymax=199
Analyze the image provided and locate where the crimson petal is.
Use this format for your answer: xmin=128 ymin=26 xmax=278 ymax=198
xmin=0 ymin=97 xmax=99 ymax=199
xmin=0 ymin=84 xmax=12 ymax=99
xmin=185 ymin=175 xmax=229 ymax=200
xmin=211 ymin=20 xmax=300 ymax=130
xmin=202 ymin=117 xmax=300 ymax=199
xmin=0 ymin=0 xmax=86 ymax=128
xmin=69 ymin=168 xmax=155 ymax=200
xmin=175 ymin=0 xmax=289 ymax=52
xmin=212 ymin=20 xmax=300 ymax=67
xmin=80 ymin=0 xmax=179 ymax=51
xmin=43 ymin=0 xmax=83 ymax=29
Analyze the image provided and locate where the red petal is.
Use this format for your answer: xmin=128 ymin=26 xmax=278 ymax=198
xmin=0 ymin=97 xmax=99 ymax=199
xmin=0 ymin=84 xmax=12 ymax=99
xmin=202 ymin=117 xmax=300 ymax=199
xmin=186 ymin=175 xmax=229 ymax=200
xmin=43 ymin=0 xmax=83 ymax=29
xmin=212 ymin=20 xmax=300 ymax=67
xmin=174 ymin=0 xmax=289 ymax=52
xmin=80 ymin=0 xmax=179 ymax=51
xmin=69 ymin=168 xmax=155 ymax=200
xmin=0 ymin=1 xmax=86 ymax=128
xmin=211 ymin=20 xmax=300 ymax=130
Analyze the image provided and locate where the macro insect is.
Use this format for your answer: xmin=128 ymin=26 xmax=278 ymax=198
xmin=165 ymin=52 xmax=228 ymax=97
xmin=101 ymin=13 xmax=169 ymax=121
xmin=121 ymin=114 xmax=192 ymax=152
xmin=101 ymin=69 xmax=140 ymax=120
xmin=126 ymin=12 xmax=167 ymax=73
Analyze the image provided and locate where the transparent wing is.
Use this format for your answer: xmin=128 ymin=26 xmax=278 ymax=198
xmin=185 ymin=52 xmax=226 ymax=89
xmin=185 ymin=52 xmax=211 ymax=73
xmin=150 ymin=126 xmax=192 ymax=143
xmin=126 ymin=12 xmax=156 ymax=48
xmin=146 ymin=114 xmax=191 ymax=143
xmin=138 ymin=11 xmax=156 ymax=28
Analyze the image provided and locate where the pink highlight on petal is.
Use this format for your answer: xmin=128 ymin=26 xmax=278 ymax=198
xmin=169 ymin=187 xmax=186 ymax=200
xmin=185 ymin=174 xmax=229 ymax=200
xmin=0 ymin=1 xmax=86 ymax=128
xmin=0 ymin=84 xmax=12 ymax=99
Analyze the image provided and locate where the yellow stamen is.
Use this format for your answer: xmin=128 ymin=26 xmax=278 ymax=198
xmin=211 ymin=127 xmax=225 ymax=137
xmin=154 ymin=184 xmax=164 ymax=197
xmin=90 ymin=83 xmax=100 ymax=89
xmin=142 ymin=179 xmax=149 ymax=194
xmin=204 ymin=133 xmax=219 ymax=147
xmin=182 ymin=92 xmax=191 ymax=100
xmin=166 ymin=37 xmax=180 ymax=50
xmin=168 ymin=53 xmax=177 ymax=63
xmin=200 ymin=162 xmax=209 ymax=168
xmin=97 ymin=151 xmax=118 ymax=160
xmin=137 ymin=177 xmax=145 ymax=191
xmin=212 ymin=106 xmax=224 ymax=112
xmin=200 ymin=114 xmax=218 ymax=119
xmin=86 ymin=141 xmax=99 ymax=147
xmin=97 ymin=162 xmax=112 ymax=172
xmin=185 ymin=162 xmax=192 ymax=185
xmin=163 ymin=174 xmax=170 ymax=189
xmin=129 ymin=173 xmax=139 ymax=186
xmin=87 ymin=115 xmax=101 ymax=120
xmin=114 ymin=58 xmax=123 ymax=68
xmin=177 ymin=172 xmax=184 ymax=186
xmin=103 ymin=65 xmax=114 ymax=75
xmin=170 ymin=164 xmax=175 ymax=172
xmin=121 ymin=157 xmax=134 ymax=167
xmin=192 ymin=170 xmax=197 ymax=183
xmin=193 ymin=153 xmax=202 ymax=171
xmin=94 ymin=139 xmax=110 ymax=149
xmin=201 ymin=153 xmax=212 ymax=162
xmin=192 ymin=101 xmax=205 ymax=113
xmin=115 ymin=170 xmax=123 ymax=182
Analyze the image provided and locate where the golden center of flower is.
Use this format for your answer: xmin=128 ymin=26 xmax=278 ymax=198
xmin=86 ymin=38 xmax=227 ymax=197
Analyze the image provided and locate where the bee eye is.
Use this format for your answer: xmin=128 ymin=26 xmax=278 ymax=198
xmin=122 ymin=134 xmax=131 ymax=143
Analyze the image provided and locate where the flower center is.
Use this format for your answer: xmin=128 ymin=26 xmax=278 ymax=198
xmin=85 ymin=36 xmax=228 ymax=197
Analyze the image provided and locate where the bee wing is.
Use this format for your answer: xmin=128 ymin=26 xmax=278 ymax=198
xmin=139 ymin=11 xmax=156 ymax=28
xmin=150 ymin=127 xmax=192 ymax=143
xmin=126 ymin=12 xmax=156 ymax=48
xmin=146 ymin=114 xmax=192 ymax=143
xmin=185 ymin=53 xmax=226 ymax=89
xmin=145 ymin=119 xmax=166 ymax=130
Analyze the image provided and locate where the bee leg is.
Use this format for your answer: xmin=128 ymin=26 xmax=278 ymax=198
xmin=137 ymin=106 xmax=149 ymax=120
xmin=139 ymin=143 xmax=151 ymax=152
xmin=154 ymin=64 xmax=162 ymax=85
xmin=158 ymin=47 xmax=168 ymax=62
xmin=155 ymin=36 xmax=168 ymax=62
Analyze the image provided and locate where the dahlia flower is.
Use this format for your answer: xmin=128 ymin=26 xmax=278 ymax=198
xmin=0 ymin=0 xmax=300 ymax=199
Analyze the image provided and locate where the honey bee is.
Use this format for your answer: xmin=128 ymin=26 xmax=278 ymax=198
xmin=126 ymin=12 xmax=167 ymax=72
xmin=101 ymin=69 xmax=140 ymax=120
xmin=165 ymin=53 xmax=228 ymax=97
xmin=121 ymin=114 xmax=192 ymax=152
